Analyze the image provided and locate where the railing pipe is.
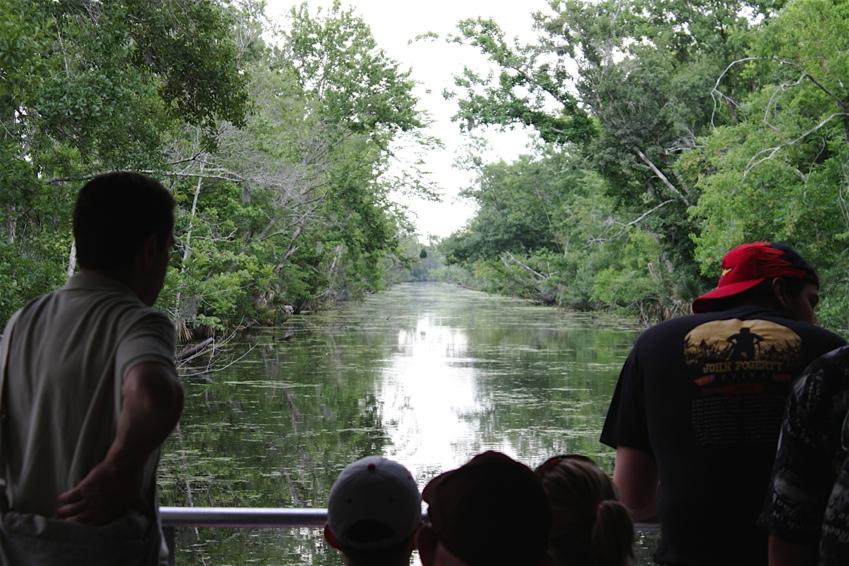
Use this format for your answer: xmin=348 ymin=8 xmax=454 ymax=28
xmin=160 ymin=506 xmax=327 ymax=528
xmin=159 ymin=507 xmax=659 ymax=565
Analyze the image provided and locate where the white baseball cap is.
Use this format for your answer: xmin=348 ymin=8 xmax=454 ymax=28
xmin=327 ymin=456 xmax=422 ymax=549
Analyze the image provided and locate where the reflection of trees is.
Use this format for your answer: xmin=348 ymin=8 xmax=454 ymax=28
xmin=461 ymin=321 xmax=636 ymax=472
xmin=159 ymin=283 xmax=637 ymax=563
xmin=159 ymin=320 xmax=393 ymax=564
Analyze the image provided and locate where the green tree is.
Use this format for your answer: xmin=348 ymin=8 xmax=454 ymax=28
xmin=0 ymin=0 xmax=249 ymax=323
xmin=153 ymin=1 xmax=429 ymax=333
xmin=689 ymin=0 xmax=849 ymax=328
xmin=440 ymin=0 xmax=849 ymax=322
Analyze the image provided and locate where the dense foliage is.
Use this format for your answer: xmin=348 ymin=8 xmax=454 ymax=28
xmin=439 ymin=0 xmax=849 ymax=328
xmin=4 ymin=0 xmax=847 ymax=333
xmin=0 ymin=0 xmax=431 ymax=337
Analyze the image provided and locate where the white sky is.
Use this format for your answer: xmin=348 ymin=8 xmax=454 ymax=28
xmin=265 ymin=0 xmax=549 ymax=240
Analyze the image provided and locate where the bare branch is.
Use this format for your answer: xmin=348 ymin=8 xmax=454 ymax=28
xmin=179 ymin=342 xmax=257 ymax=377
xmin=501 ymin=251 xmax=548 ymax=280
xmin=590 ymin=200 xmax=674 ymax=244
xmin=45 ymin=169 xmax=245 ymax=185
xmin=712 ymin=57 xmax=849 ymax=128
xmin=711 ymin=57 xmax=759 ymax=127
xmin=176 ymin=337 xmax=215 ymax=364
xmin=666 ymin=130 xmax=699 ymax=153
xmin=169 ymin=152 xmax=205 ymax=166
xmin=633 ymin=147 xmax=691 ymax=206
xmin=763 ymin=74 xmax=807 ymax=132
xmin=144 ymin=169 xmax=244 ymax=182
xmin=743 ymin=112 xmax=849 ymax=178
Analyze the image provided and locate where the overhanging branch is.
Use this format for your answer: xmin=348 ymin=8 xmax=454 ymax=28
xmin=590 ymin=199 xmax=674 ymax=244
xmin=743 ymin=112 xmax=849 ymax=178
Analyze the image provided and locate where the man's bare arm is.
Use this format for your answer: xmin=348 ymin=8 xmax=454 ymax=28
xmin=768 ymin=534 xmax=817 ymax=566
xmin=56 ymin=362 xmax=183 ymax=524
xmin=613 ymin=446 xmax=658 ymax=521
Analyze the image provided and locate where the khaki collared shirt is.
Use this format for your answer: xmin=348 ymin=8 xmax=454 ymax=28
xmin=1 ymin=272 xmax=176 ymax=516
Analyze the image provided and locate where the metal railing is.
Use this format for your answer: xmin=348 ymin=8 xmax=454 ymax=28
xmin=160 ymin=507 xmax=660 ymax=565
xmin=160 ymin=507 xmax=328 ymax=566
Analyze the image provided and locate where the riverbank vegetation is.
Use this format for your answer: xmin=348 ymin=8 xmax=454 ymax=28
xmin=1 ymin=0 xmax=434 ymax=338
xmin=436 ymin=0 xmax=849 ymax=329
xmin=3 ymin=0 xmax=848 ymax=334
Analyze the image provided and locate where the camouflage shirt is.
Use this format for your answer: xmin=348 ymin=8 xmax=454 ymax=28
xmin=760 ymin=345 xmax=849 ymax=565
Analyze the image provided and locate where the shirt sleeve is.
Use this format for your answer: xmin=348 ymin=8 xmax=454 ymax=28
xmin=759 ymin=358 xmax=838 ymax=544
xmin=115 ymin=310 xmax=177 ymax=382
xmin=600 ymin=345 xmax=652 ymax=454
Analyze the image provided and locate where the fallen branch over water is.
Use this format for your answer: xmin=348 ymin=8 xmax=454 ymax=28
xmin=176 ymin=337 xmax=215 ymax=363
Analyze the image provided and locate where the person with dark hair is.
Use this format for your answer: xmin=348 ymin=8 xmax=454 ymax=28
xmin=0 ymin=172 xmax=183 ymax=565
xmin=760 ymin=345 xmax=849 ymax=566
xmin=324 ymin=456 xmax=422 ymax=566
xmin=535 ymin=454 xmax=634 ymax=566
xmin=600 ymin=242 xmax=846 ymax=565
xmin=416 ymin=450 xmax=552 ymax=566
xmin=73 ymin=172 xmax=177 ymax=274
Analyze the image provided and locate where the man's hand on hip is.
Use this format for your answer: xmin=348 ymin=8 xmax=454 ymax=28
xmin=55 ymin=361 xmax=183 ymax=525
xmin=55 ymin=461 xmax=143 ymax=525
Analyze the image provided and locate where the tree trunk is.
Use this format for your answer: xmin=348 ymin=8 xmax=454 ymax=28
xmin=633 ymin=147 xmax=691 ymax=206
xmin=66 ymin=240 xmax=77 ymax=280
xmin=6 ymin=206 xmax=15 ymax=244
xmin=182 ymin=159 xmax=205 ymax=261
xmin=174 ymin=155 xmax=206 ymax=337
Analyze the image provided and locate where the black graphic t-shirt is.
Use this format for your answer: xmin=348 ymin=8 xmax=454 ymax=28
xmin=601 ymin=306 xmax=845 ymax=566
xmin=759 ymin=345 xmax=849 ymax=565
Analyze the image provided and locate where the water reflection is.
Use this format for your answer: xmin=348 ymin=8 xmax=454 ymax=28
xmin=160 ymin=283 xmax=644 ymax=564
xmin=381 ymin=315 xmax=479 ymax=474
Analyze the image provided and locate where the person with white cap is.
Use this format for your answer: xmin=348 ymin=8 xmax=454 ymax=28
xmin=600 ymin=242 xmax=846 ymax=565
xmin=324 ymin=456 xmax=422 ymax=566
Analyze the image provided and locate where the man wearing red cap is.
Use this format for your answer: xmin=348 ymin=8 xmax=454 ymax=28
xmin=600 ymin=242 xmax=846 ymax=566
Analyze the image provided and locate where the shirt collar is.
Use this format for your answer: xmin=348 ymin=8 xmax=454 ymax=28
xmin=66 ymin=271 xmax=137 ymax=297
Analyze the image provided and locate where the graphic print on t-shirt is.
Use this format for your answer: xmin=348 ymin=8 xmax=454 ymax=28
xmin=682 ymin=319 xmax=801 ymax=445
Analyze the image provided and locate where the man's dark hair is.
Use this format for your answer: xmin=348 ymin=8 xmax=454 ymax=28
xmin=73 ymin=172 xmax=175 ymax=271
xmin=337 ymin=519 xmax=414 ymax=566
xmin=769 ymin=242 xmax=819 ymax=285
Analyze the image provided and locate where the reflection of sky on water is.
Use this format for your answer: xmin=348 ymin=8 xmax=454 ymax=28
xmin=162 ymin=283 xmax=645 ymax=564
xmin=378 ymin=314 xmax=481 ymax=478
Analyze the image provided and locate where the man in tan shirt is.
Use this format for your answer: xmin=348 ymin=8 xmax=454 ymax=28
xmin=0 ymin=172 xmax=184 ymax=565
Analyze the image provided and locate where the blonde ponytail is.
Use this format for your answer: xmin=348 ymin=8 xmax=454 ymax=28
xmin=535 ymin=455 xmax=635 ymax=566
xmin=590 ymin=499 xmax=635 ymax=566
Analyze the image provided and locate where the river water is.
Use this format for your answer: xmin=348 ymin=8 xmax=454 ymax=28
xmin=159 ymin=282 xmax=647 ymax=564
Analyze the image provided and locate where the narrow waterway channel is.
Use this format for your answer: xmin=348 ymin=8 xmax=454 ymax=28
xmin=160 ymin=282 xmax=646 ymax=564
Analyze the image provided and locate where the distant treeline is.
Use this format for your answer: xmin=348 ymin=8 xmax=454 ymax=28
xmin=1 ymin=1 xmax=435 ymax=339
xmin=432 ymin=0 xmax=849 ymax=329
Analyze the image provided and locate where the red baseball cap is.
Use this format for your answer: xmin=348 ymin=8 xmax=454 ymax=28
xmin=692 ymin=242 xmax=818 ymax=314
